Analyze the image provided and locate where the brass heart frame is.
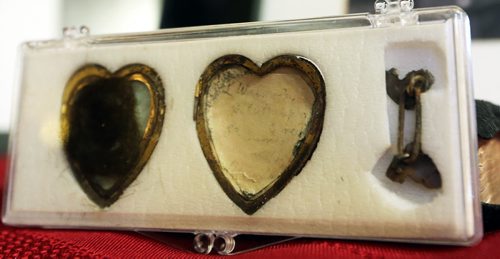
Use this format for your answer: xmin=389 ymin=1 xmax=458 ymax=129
xmin=61 ymin=64 xmax=165 ymax=207
xmin=194 ymin=55 xmax=326 ymax=215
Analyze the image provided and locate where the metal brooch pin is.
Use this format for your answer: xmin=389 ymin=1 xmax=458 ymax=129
xmin=385 ymin=68 xmax=442 ymax=189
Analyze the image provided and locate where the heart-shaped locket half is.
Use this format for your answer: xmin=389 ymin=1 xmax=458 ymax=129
xmin=61 ymin=64 xmax=165 ymax=207
xmin=195 ymin=55 xmax=326 ymax=214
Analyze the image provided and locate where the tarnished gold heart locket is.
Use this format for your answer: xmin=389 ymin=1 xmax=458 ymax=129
xmin=195 ymin=55 xmax=326 ymax=214
xmin=61 ymin=64 xmax=165 ymax=207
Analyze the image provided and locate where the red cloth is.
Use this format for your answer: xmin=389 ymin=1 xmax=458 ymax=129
xmin=0 ymin=155 xmax=499 ymax=258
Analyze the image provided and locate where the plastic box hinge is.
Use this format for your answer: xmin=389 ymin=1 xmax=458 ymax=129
xmin=372 ymin=0 xmax=418 ymax=27
xmin=61 ymin=25 xmax=90 ymax=47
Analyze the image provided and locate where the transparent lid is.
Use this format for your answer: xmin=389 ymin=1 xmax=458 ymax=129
xmin=3 ymin=2 xmax=481 ymax=250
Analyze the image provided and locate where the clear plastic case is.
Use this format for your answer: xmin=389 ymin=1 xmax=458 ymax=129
xmin=3 ymin=2 xmax=481 ymax=250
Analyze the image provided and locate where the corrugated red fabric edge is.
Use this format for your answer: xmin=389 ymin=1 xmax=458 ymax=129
xmin=1 ymin=156 xmax=498 ymax=258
